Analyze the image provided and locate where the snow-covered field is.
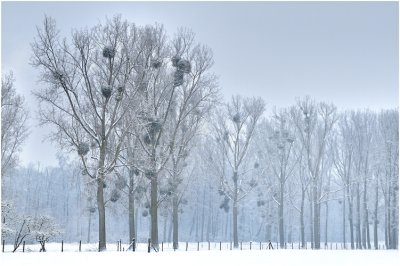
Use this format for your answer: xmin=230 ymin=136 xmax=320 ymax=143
xmin=1 ymin=243 xmax=399 ymax=266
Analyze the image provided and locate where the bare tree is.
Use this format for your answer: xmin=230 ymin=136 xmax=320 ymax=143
xmin=291 ymin=97 xmax=337 ymax=249
xmin=213 ymin=95 xmax=265 ymax=248
xmin=333 ymin=113 xmax=355 ymax=249
xmin=31 ymin=16 xmax=136 ymax=250
xmin=257 ymin=109 xmax=297 ymax=248
xmin=1 ymin=72 xmax=29 ymax=178
xmin=124 ymin=28 xmax=218 ymax=251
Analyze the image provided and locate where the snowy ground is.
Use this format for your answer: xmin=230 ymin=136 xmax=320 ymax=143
xmin=1 ymin=243 xmax=399 ymax=266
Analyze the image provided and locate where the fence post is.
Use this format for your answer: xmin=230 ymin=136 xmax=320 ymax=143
xmin=133 ymin=238 xmax=135 ymax=252
xmin=79 ymin=240 xmax=81 ymax=252
xmin=240 ymin=242 xmax=242 ymax=250
xmin=260 ymin=242 xmax=262 ymax=250
xmin=230 ymin=242 xmax=232 ymax=250
xmin=186 ymin=242 xmax=188 ymax=251
xmin=148 ymin=238 xmax=151 ymax=253
xmin=220 ymin=242 xmax=222 ymax=251
xmin=23 ymin=241 xmax=25 ymax=252
xmin=291 ymin=242 xmax=293 ymax=249
xmin=161 ymin=242 xmax=163 ymax=252
xmin=98 ymin=241 xmax=100 ymax=252
xmin=197 ymin=242 xmax=199 ymax=251
xmin=250 ymin=241 xmax=252 ymax=250
xmin=61 ymin=240 xmax=64 ymax=252
xmin=208 ymin=241 xmax=210 ymax=250
xmin=2 ymin=240 xmax=4 ymax=252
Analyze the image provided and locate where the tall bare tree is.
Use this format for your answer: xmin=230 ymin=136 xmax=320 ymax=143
xmin=31 ymin=16 xmax=137 ymax=250
xmin=291 ymin=97 xmax=337 ymax=249
xmin=214 ymin=95 xmax=265 ymax=248
xmin=125 ymin=28 xmax=218 ymax=250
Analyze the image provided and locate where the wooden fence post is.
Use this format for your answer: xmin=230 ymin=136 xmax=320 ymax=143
xmin=197 ymin=242 xmax=199 ymax=251
xmin=61 ymin=240 xmax=64 ymax=252
xmin=240 ymin=242 xmax=242 ymax=250
xmin=133 ymin=238 xmax=135 ymax=252
xmin=186 ymin=242 xmax=188 ymax=251
xmin=260 ymin=242 xmax=262 ymax=250
xmin=220 ymin=242 xmax=222 ymax=251
xmin=208 ymin=241 xmax=210 ymax=250
xmin=148 ymin=238 xmax=151 ymax=253
xmin=79 ymin=240 xmax=81 ymax=252
xmin=2 ymin=240 xmax=4 ymax=252
xmin=161 ymin=242 xmax=163 ymax=252
xmin=23 ymin=241 xmax=25 ymax=252
xmin=250 ymin=241 xmax=252 ymax=250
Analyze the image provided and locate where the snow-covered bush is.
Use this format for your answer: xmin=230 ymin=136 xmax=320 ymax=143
xmin=1 ymin=201 xmax=32 ymax=252
xmin=30 ymin=215 xmax=62 ymax=252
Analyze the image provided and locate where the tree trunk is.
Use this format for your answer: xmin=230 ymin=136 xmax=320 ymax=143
xmin=172 ymin=193 xmax=179 ymax=250
xmin=362 ymin=178 xmax=368 ymax=249
xmin=366 ymin=211 xmax=371 ymax=249
xmin=87 ymin=213 xmax=91 ymax=243
xmin=300 ymin=189 xmax=305 ymax=248
xmin=313 ymin=180 xmax=320 ymax=249
xmin=374 ymin=182 xmax=378 ymax=249
xmin=342 ymin=189 xmax=346 ymax=248
xmin=347 ymin=185 xmax=354 ymax=249
xmin=233 ymin=173 xmax=239 ymax=248
xmin=391 ymin=170 xmax=399 ymax=249
xmin=150 ymin=176 xmax=159 ymax=251
xmin=279 ymin=181 xmax=284 ymax=248
xmin=128 ymin=170 xmax=135 ymax=245
xmin=200 ymin=187 xmax=206 ymax=242
xmin=356 ymin=183 xmax=361 ymax=249
xmin=324 ymin=201 xmax=328 ymax=247
xmin=309 ymin=196 xmax=313 ymax=248
xmin=97 ymin=176 xmax=106 ymax=251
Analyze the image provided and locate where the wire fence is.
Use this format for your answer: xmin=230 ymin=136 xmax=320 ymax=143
xmin=2 ymin=239 xmax=388 ymax=253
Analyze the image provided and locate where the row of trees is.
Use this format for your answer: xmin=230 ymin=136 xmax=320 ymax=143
xmin=1 ymin=15 xmax=398 ymax=251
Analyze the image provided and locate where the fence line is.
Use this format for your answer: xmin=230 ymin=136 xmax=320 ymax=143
xmin=1 ymin=240 xmax=390 ymax=253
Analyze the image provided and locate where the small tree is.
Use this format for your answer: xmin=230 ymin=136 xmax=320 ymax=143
xmin=30 ymin=215 xmax=62 ymax=252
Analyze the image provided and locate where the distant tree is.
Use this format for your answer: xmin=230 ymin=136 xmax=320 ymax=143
xmin=213 ymin=95 xmax=265 ymax=248
xmin=260 ymin=109 xmax=297 ymax=248
xmin=378 ymin=110 xmax=399 ymax=249
xmin=1 ymin=72 xmax=29 ymax=178
xmin=291 ymin=97 xmax=337 ymax=249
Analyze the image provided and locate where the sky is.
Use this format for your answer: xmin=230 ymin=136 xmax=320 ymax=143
xmin=1 ymin=1 xmax=399 ymax=167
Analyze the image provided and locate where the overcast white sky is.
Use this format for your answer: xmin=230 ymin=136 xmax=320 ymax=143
xmin=1 ymin=1 xmax=399 ymax=167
